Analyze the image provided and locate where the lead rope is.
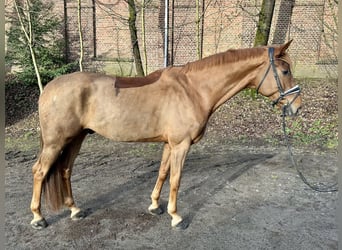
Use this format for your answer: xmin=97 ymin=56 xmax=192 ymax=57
xmin=281 ymin=106 xmax=338 ymax=192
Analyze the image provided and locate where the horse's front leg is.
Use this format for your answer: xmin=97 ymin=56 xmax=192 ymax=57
xmin=149 ymin=143 xmax=171 ymax=215
xmin=167 ymin=139 xmax=190 ymax=230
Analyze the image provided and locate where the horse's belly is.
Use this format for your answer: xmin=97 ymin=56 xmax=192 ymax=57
xmin=94 ymin=126 xmax=166 ymax=142
xmin=83 ymin=81 xmax=202 ymax=143
xmin=86 ymin=110 xmax=167 ymax=142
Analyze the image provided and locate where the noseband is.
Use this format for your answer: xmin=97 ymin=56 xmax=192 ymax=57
xmin=256 ymin=47 xmax=301 ymax=108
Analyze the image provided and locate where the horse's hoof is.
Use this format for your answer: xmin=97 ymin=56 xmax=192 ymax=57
xmin=71 ymin=210 xmax=86 ymax=220
xmin=31 ymin=219 xmax=48 ymax=230
xmin=173 ymin=219 xmax=189 ymax=230
xmin=149 ymin=206 xmax=164 ymax=216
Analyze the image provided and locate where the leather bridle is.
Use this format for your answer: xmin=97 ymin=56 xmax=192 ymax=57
xmin=256 ymin=48 xmax=337 ymax=192
xmin=256 ymin=47 xmax=301 ymax=109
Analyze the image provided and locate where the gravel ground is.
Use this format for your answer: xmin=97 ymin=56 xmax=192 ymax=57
xmin=5 ymin=138 xmax=338 ymax=249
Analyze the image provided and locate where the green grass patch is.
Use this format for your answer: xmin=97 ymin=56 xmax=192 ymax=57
xmin=285 ymin=118 xmax=337 ymax=150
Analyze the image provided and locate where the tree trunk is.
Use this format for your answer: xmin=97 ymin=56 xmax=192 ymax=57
xmin=77 ymin=0 xmax=84 ymax=71
xmin=141 ymin=0 xmax=148 ymax=73
xmin=28 ymin=45 xmax=43 ymax=93
xmin=254 ymin=0 xmax=275 ymax=46
xmin=127 ymin=0 xmax=145 ymax=76
xmin=196 ymin=0 xmax=201 ymax=59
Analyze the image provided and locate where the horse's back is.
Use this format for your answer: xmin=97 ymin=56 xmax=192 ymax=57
xmin=39 ymin=71 xmax=169 ymax=142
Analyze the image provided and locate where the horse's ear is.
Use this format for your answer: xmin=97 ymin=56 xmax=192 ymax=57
xmin=275 ymin=40 xmax=293 ymax=57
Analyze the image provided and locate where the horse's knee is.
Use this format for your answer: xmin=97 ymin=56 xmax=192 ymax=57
xmin=158 ymin=172 xmax=168 ymax=182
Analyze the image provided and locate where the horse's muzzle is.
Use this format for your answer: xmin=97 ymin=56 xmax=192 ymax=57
xmin=282 ymin=104 xmax=301 ymax=117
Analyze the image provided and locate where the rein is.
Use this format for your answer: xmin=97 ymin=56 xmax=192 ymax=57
xmin=259 ymin=47 xmax=338 ymax=193
xmin=281 ymin=107 xmax=338 ymax=192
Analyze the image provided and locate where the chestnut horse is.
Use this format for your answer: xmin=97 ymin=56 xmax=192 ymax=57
xmin=30 ymin=41 xmax=301 ymax=230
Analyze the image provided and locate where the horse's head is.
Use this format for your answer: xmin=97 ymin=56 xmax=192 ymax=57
xmin=255 ymin=41 xmax=302 ymax=116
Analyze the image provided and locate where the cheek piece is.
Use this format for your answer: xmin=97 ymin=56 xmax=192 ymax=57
xmin=256 ymin=47 xmax=301 ymax=113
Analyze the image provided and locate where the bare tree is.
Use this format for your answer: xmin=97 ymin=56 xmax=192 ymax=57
xmin=321 ymin=0 xmax=338 ymax=62
xmin=13 ymin=0 xmax=43 ymax=93
xmin=195 ymin=0 xmax=201 ymax=59
xmin=254 ymin=0 xmax=275 ymax=46
xmin=77 ymin=0 xmax=84 ymax=71
xmin=128 ymin=0 xmax=145 ymax=76
xmin=319 ymin=0 xmax=338 ymax=78
xmin=90 ymin=0 xmax=145 ymax=76
xmin=141 ymin=0 xmax=148 ymax=73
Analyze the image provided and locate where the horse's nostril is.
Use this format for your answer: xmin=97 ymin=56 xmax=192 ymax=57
xmin=294 ymin=105 xmax=302 ymax=116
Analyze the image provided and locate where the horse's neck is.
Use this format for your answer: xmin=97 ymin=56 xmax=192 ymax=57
xmin=187 ymin=57 xmax=263 ymax=112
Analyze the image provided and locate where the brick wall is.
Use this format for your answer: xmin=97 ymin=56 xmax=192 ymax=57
xmin=5 ymin=0 xmax=338 ymax=78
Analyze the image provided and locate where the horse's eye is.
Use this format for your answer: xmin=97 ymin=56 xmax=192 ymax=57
xmin=282 ymin=70 xmax=290 ymax=76
xmin=282 ymin=70 xmax=290 ymax=75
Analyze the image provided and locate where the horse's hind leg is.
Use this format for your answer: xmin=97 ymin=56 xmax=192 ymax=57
xmin=30 ymin=131 xmax=86 ymax=229
xmin=30 ymin=144 xmax=63 ymax=229
xmin=149 ymin=143 xmax=171 ymax=215
xmin=59 ymin=131 xmax=87 ymax=220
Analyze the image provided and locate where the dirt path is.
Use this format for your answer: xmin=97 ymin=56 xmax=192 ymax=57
xmin=5 ymin=136 xmax=338 ymax=249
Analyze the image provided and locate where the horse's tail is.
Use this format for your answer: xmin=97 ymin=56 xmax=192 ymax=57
xmin=41 ymin=136 xmax=68 ymax=212
xmin=43 ymin=159 xmax=66 ymax=212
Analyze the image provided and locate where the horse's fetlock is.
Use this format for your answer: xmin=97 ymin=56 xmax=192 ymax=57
xmin=151 ymin=193 xmax=159 ymax=201
xmin=64 ymin=197 xmax=74 ymax=207
xmin=30 ymin=203 xmax=40 ymax=213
